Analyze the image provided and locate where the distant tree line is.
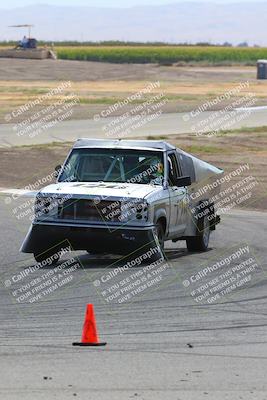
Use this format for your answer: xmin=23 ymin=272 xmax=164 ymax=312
xmin=0 ymin=40 xmax=262 ymax=48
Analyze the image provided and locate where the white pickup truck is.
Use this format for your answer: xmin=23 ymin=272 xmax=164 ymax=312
xmin=21 ymin=139 xmax=223 ymax=263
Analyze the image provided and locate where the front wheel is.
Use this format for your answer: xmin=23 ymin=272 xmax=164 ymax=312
xmin=186 ymin=215 xmax=210 ymax=252
xmin=149 ymin=222 xmax=166 ymax=261
xmin=155 ymin=222 xmax=165 ymax=253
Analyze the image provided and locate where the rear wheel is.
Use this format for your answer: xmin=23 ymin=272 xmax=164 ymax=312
xmin=186 ymin=215 xmax=210 ymax=252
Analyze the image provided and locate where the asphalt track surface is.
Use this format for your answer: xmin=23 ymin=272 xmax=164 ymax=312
xmin=1 ymin=108 xmax=267 ymax=147
xmin=0 ymin=194 xmax=267 ymax=400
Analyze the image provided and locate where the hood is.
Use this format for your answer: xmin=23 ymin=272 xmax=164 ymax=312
xmin=39 ymin=181 xmax=160 ymax=201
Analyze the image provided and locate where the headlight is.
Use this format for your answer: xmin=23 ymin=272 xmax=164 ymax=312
xmin=120 ymin=199 xmax=148 ymax=222
xmin=34 ymin=195 xmax=56 ymax=219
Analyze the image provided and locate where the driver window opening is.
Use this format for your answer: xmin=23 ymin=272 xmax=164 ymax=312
xmin=168 ymin=153 xmax=180 ymax=186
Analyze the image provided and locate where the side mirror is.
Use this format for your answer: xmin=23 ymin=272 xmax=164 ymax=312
xmin=54 ymin=165 xmax=62 ymax=178
xmin=175 ymin=176 xmax=191 ymax=187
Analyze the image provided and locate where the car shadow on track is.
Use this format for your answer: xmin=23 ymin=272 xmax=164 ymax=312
xmin=66 ymin=247 xmax=191 ymax=270
xmin=20 ymin=246 xmax=213 ymax=270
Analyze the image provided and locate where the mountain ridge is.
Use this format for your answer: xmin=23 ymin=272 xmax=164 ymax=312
xmin=1 ymin=2 xmax=266 ymax=45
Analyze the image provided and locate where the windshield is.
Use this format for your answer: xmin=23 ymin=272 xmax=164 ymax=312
xmin=59 ymin=148 xmax=165 ymax=185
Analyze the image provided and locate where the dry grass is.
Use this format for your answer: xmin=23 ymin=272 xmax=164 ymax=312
xmin=1 ymin=78 xmax=267 ymax=123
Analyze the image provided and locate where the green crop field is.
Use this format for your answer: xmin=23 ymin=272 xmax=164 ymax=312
xmin=55 ymin=46 xmax=267 ymax=65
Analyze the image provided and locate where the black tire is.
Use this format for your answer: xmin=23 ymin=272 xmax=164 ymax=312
xmin=155 ymin=222 xmax=165 ymax=253
xmin=186 ymin=215 xmax=210 ymax=252
xmin=149 ymin=221 xmax=165 ymax=261
xmin=34 ymin=249 xmax=61 ymax=265
xmin=125 ymin=222 xmax=166 ymax=264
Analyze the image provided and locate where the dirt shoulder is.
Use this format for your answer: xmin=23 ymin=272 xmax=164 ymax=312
xmin=0 ymin=58 xmax=256 ymax=82
xmin=0 ymin=61 xmax=266 ymax=123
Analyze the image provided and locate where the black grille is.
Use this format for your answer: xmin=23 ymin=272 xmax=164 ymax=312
xmin=58 ymin=199 xmax=121 ymax=222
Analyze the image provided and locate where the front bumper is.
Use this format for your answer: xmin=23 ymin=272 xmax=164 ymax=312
xmin=20 ymin=222 xmax=156 ymax=255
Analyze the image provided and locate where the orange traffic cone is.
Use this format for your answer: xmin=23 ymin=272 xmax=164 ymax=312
xmin=72 ymin=304 xmax=107 ymax=347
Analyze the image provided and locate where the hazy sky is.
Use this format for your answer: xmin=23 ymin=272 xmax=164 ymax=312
xmin=1 ymin=0 xmax=267 ymax=8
